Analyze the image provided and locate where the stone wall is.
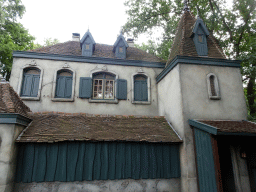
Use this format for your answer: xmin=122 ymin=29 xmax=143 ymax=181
xmin=14 ymin=179 xmax=180 ymax=192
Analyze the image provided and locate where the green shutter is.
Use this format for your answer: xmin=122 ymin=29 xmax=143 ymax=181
xmin=134 ymin=80 xmax=148 ymax=101
xmin=65 ymin=77 xmax=73 ymax=98
xmin=141 ymin=81 xmax=148 ymax=101
xmin=21 ymin=74 xmax=32 ymax=96
xmin=116 ymin=79 xmax=127 ymax=100
xmin=31 ymin=75 xmax=40 ymax=97
xmin=55 ymin=76 xmax=65 ymax=98
xmin=56 ymin=76 xmax=73 ymax=98
xmin=79 ymin=77 xmax=92 ymax=98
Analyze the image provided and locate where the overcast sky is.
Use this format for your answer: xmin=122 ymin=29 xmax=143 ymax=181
xmin=18 ymin=0 xmax=233 ymax=46
xmin=19 ymin=0 xmax=129 ymax=45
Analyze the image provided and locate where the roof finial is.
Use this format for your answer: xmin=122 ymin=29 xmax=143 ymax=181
xmin=87 ymin=26 xmax=89 ymax=32
xmin=183 ymin=0 xmax=190 ymax=12
xmin=196 ymin=5 xmax=200 ymax=19
xmin=120 ymin=28 xmax=123 ymax=36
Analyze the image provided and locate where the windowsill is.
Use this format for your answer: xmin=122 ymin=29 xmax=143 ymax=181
xmin=89 ymin=98 xmax=118 ymax=104
xmin=132 ymin=101 xmax=151 ymax=105
xmin=209 ymin=96 xmax=221 ymax=100
xmin=51 ymin=98 xmax=74 ymax=102
xmin=21 ymin=96 xmax=40 ymax=101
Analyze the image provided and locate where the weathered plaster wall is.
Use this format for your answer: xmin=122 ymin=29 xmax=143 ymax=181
xmin=157 ymin=63 xmax=248 ymax=192
xmin=157 ymin=65 xmax=194 ymax=192
xmin=0 ymin=124 xmax=24 ymax=192
xmin=178 ymin=63 xmax=247 ymax=192
xmin=10 ymin=58 xmax=163 ymax=116
xmin=179 ymin=64 xmax=247 ymax=120
xmin=14 ymin=178 xmax=180 ymax=192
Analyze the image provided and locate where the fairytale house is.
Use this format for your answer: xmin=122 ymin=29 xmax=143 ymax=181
xmin=0 ymin=4 xmax=255 ymax=192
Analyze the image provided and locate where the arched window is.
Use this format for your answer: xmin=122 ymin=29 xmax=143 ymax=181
xmin=92 ymin=72 xmax=115 ymax=100
xmin=207 ymin=73 xmax=220 ymax=100
xmin=20 ymin=67 xmax=41 ymax=97
xmin=55 ymin=70 xmax=73 ymax=98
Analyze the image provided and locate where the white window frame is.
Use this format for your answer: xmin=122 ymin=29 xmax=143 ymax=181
xmin=18 ymin=65 xmax=43 ymax=101
xmin=89 ymin=69 xmax=119 ymax=104
xmin=131 ymin=72 xmax=151 ymax=105
xmin=51 ymin=68 xmax=76 ymax=102
xmin=207 ymin=73 xmax=220 ymax=100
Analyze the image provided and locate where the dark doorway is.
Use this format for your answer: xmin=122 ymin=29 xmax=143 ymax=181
xmin=217 ymin=137 xmax=236 ymax=192
xmin=245 ymin=138 xmax=256 ymax=192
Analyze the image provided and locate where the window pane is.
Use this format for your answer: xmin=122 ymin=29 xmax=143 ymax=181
xmin=104 ymin=80 xmax=114 ymax=99
xmin=198 ymin=35 xmax=203 ymax=43
xmin=93 ymin=80 xmax=103 ymax=99
xmin=210 ymin=75 xmax=217 ymax=96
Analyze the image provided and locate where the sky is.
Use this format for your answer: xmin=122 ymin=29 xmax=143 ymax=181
xmin=19 ymin=0 xmax=233 ymax=46
xmin=19 ymin=0 xmax=129 ymax=45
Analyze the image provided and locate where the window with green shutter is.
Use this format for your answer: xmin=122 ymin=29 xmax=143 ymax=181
xmin=55 ymin=70 xmax=73 ymax=98
xmin=134 ymin=74 xmax=148 ymax=101
xmin=21 ymin=68 xmax=41 ymax=97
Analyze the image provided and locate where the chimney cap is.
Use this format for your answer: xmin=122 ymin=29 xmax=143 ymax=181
xmin=72 ymin=33 xmax=80 ymax=37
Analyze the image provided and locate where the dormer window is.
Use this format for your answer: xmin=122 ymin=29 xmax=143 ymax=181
xmin=191 ymin=18 xmax=210 ymax=57
xmin=80 ymin=30 xmax=96 ymax=57
xmin=113 ymin=33 xmax=129 ymax=59
xmin=198 ymin=34 xmax=203 ymax=43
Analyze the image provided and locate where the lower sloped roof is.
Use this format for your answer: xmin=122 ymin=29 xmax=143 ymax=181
xmin=0 ymin=83 xmax=30 ymax=118
xmin=189 ymin=119 xmax=256 ymax=135
xmin=16 ymin=112 xmax=182 ymax=143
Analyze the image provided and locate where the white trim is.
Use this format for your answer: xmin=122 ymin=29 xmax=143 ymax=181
xmin=18 ymin=64 xmax=44 ymax=101
xmin=131 ymin=72 xmax=151 ymax=104
xmin=207 ymin=73 xmax=221 ymax=100
xmin=51 ymin=68 xmax=76 ymax=102
xmin=90 ymin=70 xmax=119 ymax=103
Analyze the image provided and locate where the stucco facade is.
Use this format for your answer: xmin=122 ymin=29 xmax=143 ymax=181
xmin=10 ymin=58 xmax=162 ymax=116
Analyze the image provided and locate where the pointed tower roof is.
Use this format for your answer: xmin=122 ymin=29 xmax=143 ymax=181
xmin=166 ymin=10 xmax=225 ymax=66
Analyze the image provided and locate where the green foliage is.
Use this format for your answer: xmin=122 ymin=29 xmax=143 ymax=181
xmin=32 ymin=38 xmax=60 ymax=49
xmin=0 ymin=0 xmax=34 ymax=80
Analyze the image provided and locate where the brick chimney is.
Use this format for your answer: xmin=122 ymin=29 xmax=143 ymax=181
xmin=72 ymin=33 xmax=80 ymax=42
xmin=127 ymin=38 xmax=134 ymax=47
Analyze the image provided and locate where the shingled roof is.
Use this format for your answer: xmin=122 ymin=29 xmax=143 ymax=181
xmin=166 ymin=10 xmax=225 ymax=66
xmin=198 ymin=120 xmax=256 ymax=134
xmin=0 ymin=83 xmax=31 ymax=118
xmin=16 ymin=112 xmax=182 ymax=143
xmin=29 ymin=41 xmax=165 ymax=63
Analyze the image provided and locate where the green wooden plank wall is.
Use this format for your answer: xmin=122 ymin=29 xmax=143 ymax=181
xmin=16 ymin=141 xmax=180 ymax=183
xmin=194 ymin=129 xmax=217 ymax=192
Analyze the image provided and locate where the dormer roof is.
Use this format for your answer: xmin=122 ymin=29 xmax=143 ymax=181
xmin=191 ymin=17 xmax=210 ymax=37
xmin=113 ymin=33 xmax=129 ymax=52
xmin=166 ymin=10 xmax=225 ymax=66
xmin=80 ymin=30 xmax=96 ymax=46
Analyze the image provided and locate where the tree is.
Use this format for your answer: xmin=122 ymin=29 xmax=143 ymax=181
xmin=123 ymin=0 xmax=256 ymax=116
xmin=32 ymin=38 xmax=60 ymax=49
xmin=0 ymin=0 xmax=34 ymax=80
